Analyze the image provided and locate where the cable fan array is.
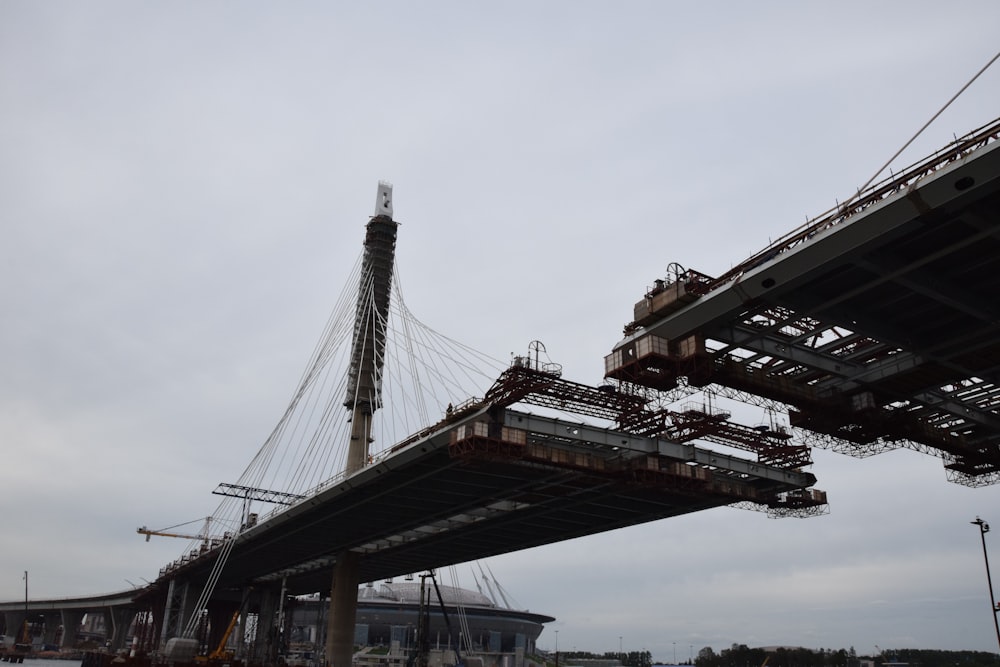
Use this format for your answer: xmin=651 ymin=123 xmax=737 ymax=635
xmin=203 ymin=254 xmax=507 ymax=537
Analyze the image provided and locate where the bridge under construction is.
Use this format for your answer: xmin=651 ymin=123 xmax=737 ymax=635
xmin=3 ymin=116 xmax=999 ymax=667
xmin=608 ymin=116 xmax=1000 ymax=486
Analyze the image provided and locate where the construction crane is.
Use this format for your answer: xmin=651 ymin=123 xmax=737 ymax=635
xmin=136 ymin=517 xmax=215 ymax=544
xmin=194 ymin=610 xmax=239 ymax=664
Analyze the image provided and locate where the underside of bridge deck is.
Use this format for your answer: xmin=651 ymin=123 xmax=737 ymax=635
xmin=141 ymin=401 xmax=817 ymax=600
xmin=610 ymin=117 xmax=1000 ymax=486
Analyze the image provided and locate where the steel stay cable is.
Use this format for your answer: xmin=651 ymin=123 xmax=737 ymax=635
xmin=181 ymin=535 xmax=238 ymax=638
xmin=852 ymin=48 xmax=1000 ymax=203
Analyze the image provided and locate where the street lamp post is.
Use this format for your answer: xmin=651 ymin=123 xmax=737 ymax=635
xmin=673 ymin=642 xmax=676 ymax=664
xmin=971 ymin=516 xmax=1000 ymax=652
xmin=22 ymin=571 xmax=29 ymax=648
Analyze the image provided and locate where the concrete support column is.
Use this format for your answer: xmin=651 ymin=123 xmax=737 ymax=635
xmin=159 ymin=579 xmax=191 ymax=646
xmin=313 ymin=594 xmax=327 ymax=660
xmin=250 ymin=585 xmax=282 ymax=666
xmin=325 ymin=551 xmax=360 ymax=667
xmin=41 ymin=612 xmax=60 ymax=647
xmin=102 ymin=610 xmax=116 ymax=649
xmin=346 ymin=413 xmax=372 ymax=475
xmin=178 ymin=584 xmax=201 ymax=640
xmin=4 ymin=612 xmax=26 ymax=644
xmin=145 ymin=588 xmax=168 ymax=653
xmin=205 ymin=600 xmax=240 ymax=657
xmin=233 ymin=596 xmax=250 ymax=660
xmin=129 ymin=610 xmax=156 ymax=656
xmin=59 ymin=610 xmax=85 ymax=649
xmin=103 ymin=607 xmax=137 ymax=651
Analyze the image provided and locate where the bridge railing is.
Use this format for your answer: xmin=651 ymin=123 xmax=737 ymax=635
xmin=157 ymin=408 xmax=491 ymax=577
xmin=706 ymin=114 xmax=1000 ymax=292
xmin=252 ymin=408 xmax=480 ymax=525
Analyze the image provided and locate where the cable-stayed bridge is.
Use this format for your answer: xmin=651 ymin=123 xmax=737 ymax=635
xmin=2 ymin=117 xmax=999 ymax=667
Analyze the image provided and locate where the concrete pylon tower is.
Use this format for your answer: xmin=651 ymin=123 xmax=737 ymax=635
xmin=326 ymin=182 xmax=398 ymax=667
xmin=343 ymin=181 xmax=398 ymax=475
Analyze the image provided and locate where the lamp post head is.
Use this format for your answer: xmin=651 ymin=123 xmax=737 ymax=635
xmin=973 ymin=517 xmax=990 ymax=532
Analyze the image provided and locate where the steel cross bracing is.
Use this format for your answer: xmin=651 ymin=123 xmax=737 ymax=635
xmin=212 ymin=483 xmax=305 ymax=506
xmin=610 ymin=116 xmax=1000 ymax=487
xmin=488 ymin=357 xmax=813 ymax=472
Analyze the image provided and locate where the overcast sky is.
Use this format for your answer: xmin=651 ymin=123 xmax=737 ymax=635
xmin=3 ymin=1 xmax=1000 ymax=658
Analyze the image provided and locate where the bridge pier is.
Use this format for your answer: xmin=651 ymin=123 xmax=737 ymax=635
xmin=141 ymin=591 xmax=163 ymax=653
xmin=59 ymin=609 xmax=84 ymax=649
xmin=204 ymin=599 xmax=240 ymax=658
xmin=325 ymin=551 xmax=360 ymax=667
xmin=158 ymin=578 xmax=195 ymax=647
xmin=158 ymin=579 xmax=178 ymax=647
xmin=2 ymin=612 xmax=25 ymax=645
xmin=129 ymin=610 xmax=157 ymax=656
xmin=101 ymin=609 xmax=115 ymax=648
xmin=41 ymin=612 xmax=60 ymax=648
xmin=248 ymin=583 xmax=284 ymax=666
xmin=103 ymin=606 xmax=137 ymax=651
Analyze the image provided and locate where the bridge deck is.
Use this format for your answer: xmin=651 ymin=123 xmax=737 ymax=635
xmin=611 ymin=117 xmax=1000 ymax=484
xmin=147 ymin=406 xmax=815 ymax=598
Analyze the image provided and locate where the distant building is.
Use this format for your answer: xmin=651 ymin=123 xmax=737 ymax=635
xmin=287 ymin=581 xmax=554 ymax=656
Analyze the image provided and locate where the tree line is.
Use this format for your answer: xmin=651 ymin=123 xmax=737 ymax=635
xmin=557 ymin=649 xmax=654 ymax=667
xmin=692 ymin=644 xmax=999 ymax=667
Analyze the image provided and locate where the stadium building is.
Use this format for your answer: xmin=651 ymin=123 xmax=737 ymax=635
xmin=287 ymin=579 xmax=554 ymax=658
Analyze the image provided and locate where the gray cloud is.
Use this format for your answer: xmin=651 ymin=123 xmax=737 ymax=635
xmin=3 ymin=0 xmax=1000 ymax=657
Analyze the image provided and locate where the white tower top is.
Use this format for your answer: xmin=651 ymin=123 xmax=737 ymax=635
xmin=375 ymin=181 xmax=393 ymax=218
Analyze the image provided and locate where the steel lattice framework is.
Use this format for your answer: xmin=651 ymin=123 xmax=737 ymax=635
xmin=608 ymin=117 xmax=1000 ymax=487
